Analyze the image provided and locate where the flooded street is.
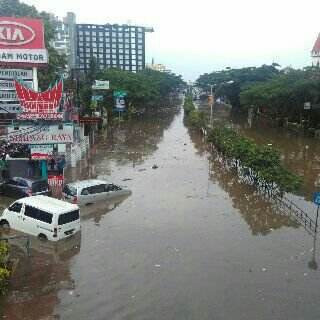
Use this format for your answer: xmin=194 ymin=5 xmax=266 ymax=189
xmin=1 ymin=96 xmax=320 ymax=319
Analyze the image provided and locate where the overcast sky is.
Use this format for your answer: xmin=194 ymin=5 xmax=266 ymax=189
xmin=24 ymin=0 xmax=320 ymax=81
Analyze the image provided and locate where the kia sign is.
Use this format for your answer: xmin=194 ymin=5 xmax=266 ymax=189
xmin=7 ymin=124 xmax=74 ymax=144
xmin=0 ymin=17 xmax=48 ymax=66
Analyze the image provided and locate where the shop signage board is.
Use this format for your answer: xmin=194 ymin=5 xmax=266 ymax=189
xmin=0 ymin=79 xmax=33 ymax=90
xmin=0 ymin=68 xmax=33 ymax=79
xmin=7 ymin=124 xmax=74 ymax=144
xmin=15 ymin=78 xmax=64 ymax=120
xmin=30 ymin=144 xmax=53 ymax=160
xmin=0 ymin=17 xmax=48 ymax=66
xmin=0 ymin=104 xmax=23 ymax=113
xmin=48 ymin=174 xmax=63 ymax=187
xmin=0 ymin=90 xmax=18 ymax=100
xmin=92 ymin=80 xmax=109 ymax=90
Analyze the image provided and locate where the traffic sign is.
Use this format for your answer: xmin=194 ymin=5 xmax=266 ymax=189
xmin=114 ymin=91 xmax=127 ymax=97
xmin=91 ymin=95 xmax=104 ymax=102
xmin=314 ymin=193 xmax=320 ymax=206
xmin=92 ymin=80 xmax=109 ymax=90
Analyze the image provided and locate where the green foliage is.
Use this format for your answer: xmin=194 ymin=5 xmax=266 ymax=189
xmin=197 ymin=64 xmax=280 ymax=109
xmin=183 ymin=94 xmax=195 ymax=115
xmin=0 ymin=0 xmax=67 ymax=89
xmin=239 ymin=67 xmax=320 ymax=124
xmin=206 ymin=125 xmax=302 ymax=196
xmin=0 ymin=240 xmax=9 ymax=295
xmin=79 ymin=61 xmax=185 ymax=115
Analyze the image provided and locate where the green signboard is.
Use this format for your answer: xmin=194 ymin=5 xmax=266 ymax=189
xmin=114 ymin=91 xmax=127 ymax=97
xmin=91 ymin=95 xmax=104 ymax=102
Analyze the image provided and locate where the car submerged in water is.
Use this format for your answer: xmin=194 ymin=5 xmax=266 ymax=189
xmin=0 ymin=177 xmax=52 ymax=198
xmin=62 ymin=179 xmax=132 ymax=205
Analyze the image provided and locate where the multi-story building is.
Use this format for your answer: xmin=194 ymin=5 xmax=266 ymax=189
xmin=311 ymin=33 xmax=320 ymax=66
xmin=50 ymin=12 xmax=77 ymax=69
xmin=76 ymin=24 xmax=154 ymax=72
xmin=146 ymin=62 xmax=166 ymax=72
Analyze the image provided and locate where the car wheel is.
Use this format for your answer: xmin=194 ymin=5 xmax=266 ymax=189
xmin=38 ymin=233 xmax=48 ymax=241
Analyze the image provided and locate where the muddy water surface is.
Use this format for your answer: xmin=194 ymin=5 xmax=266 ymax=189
xmin=1 ymin=97 xmax=320 ymax=319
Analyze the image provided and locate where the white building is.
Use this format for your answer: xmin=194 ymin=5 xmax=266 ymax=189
xmin=311 ymin=33 xmax=320 ymax=66
xmin=50 ymin=12 xmax=77 ymax=70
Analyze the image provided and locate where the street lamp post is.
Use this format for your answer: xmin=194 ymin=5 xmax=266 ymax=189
xmin=208 ymin=84 xmax=215 ymax=127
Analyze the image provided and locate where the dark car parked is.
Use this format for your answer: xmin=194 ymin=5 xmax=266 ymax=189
xmin=0 ymin=177 xmax=52 ymax=198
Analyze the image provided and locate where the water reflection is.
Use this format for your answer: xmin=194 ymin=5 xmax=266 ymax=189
xmin=0 ymin=232 xmax=81 ymax=319
xmin=65 ymin=105 xmax=181 ymax=183
xmin=187 ymin=125 xmax=300 ymax=236
xmin=80 ymin=194 xmax=131 ymax=224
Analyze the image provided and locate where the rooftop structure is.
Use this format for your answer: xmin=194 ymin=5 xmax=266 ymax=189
xmin=311 ymin=33 xmax=320 ymax=66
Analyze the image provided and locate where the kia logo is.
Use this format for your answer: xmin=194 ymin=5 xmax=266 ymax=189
xmin=0 ymin=21 xmax=35 ymax=46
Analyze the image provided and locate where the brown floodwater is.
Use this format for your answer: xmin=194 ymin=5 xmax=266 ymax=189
xmin=1 ymin=95 xmax=320 ymax=320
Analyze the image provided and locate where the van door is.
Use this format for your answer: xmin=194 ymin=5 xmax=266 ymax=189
xmin=7 ymin=202 xmax=24 ymax=231
xmin=80 ymin=186 xmax=94 ymax=205
xmin=92 ymin=184 xmax=106 ymax=203
xmin=57 ymin=209 xmax=80 ymax=239
xmin=23 ymin=205 xmax=53 ymax=238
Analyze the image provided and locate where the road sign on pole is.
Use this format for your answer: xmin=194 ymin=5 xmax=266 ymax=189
xmin=92 ymin=80 xmax=109 ymax=90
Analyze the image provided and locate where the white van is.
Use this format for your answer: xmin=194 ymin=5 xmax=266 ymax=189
xmin=0 ymin=195 xmax=81 ymax=241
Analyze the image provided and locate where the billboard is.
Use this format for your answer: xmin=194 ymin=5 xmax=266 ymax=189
xmin=0 ymin=17 xmax=48 ymax=66
xmin=7 ymin=124 xmax=74 ymax=144
xmin=30 ymin=144 xmax=53 ymax=160
xmin=15 ymin=79 xmax=64 ymax=120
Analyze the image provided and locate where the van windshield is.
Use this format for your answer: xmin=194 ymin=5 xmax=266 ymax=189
xmin=58 ymin=210 xmax=80 ymax=225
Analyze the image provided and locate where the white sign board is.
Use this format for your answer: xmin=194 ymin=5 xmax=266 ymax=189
xmin=30 ymin=144 xmax=53 ymax=160
xmin=304 ymin=102 xmax=311 ymax=110
xmin=0 ymin=91 xmax=18 ymax=101
xmin=92 ymin=80 xmax=109 ymax=90
xmin=0 ymin=104 xmax=22 ymax=113
xmin=7 ymin=125 xmax=74 ymax=144
xmin=0 ymin=49 xmax=48 ymax=64
xmin=0 ymin=79 xmax=33 ymax=90
xmin=0 ymin=68 xmax=33 ymax=79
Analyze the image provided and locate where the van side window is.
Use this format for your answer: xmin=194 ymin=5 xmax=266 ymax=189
xmin=106 ymin=184 xmax=121 ymax=192
xmin=9 ymin=202 xmax=22 ymax=213
xmin=58 ymin=210 xmax=80 ymax=225
xmin=24 ymin=205 xmax=53 ymax=224
xmin=81 ymin=186 xmax=94 ymax=195
xmin=94 ymin=184 xmax=105 ymax=193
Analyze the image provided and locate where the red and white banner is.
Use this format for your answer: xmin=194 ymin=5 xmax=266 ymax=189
xmin=15 ymin=79 xmax=64 ymax=120
xmin=7 ymin=124 xmax=74 ymax=144
xmin=48 ymin=174 xmax=63 ymax=187
xmin=30 ymin=144 xmax=53 ymax=160
xmin=0 ymin=17 xmax=48 ymax=66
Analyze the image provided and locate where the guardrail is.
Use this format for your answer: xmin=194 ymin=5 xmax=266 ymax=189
xmin=0 ymin=235 xmax=30 ymax=256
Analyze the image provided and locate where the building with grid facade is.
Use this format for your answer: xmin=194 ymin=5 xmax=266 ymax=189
xmin=76 ymin=24 xmax=153 ymax=72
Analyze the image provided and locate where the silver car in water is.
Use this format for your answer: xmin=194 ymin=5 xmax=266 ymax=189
xmin=62 ymin=179 xmax=131 ymax=205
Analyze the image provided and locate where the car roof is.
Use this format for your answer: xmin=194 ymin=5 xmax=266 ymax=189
xmin=16 ymin=195 xmax=79 ymax=214
xmin=12 ymin=177 xmax=44 ymax=183
xmin=66 ymin=179 xmax=110 ymax=189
